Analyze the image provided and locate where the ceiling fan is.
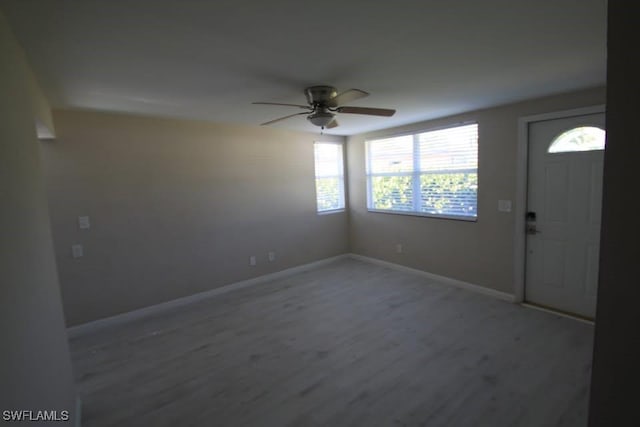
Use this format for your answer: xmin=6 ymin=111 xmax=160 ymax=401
xmin=253 ymin=85 xmax=396 ymax=129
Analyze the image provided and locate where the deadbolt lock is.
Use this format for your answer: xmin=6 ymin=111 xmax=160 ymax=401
xmin=526 ymin=224 xmax=541 ymax=235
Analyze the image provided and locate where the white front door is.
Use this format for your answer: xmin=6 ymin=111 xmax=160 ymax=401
xmin=525 ymin=113 xmax=606 ymax=319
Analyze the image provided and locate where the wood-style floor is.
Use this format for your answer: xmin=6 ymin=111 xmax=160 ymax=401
xmin=69 ymin=258 xmax=594 ymax=427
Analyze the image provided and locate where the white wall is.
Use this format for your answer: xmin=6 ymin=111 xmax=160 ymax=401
xmin=42 ymin=87 xmax=607 ymax=326
xmin=43 ymin=110 xmax=348 ymax=326
xmin=0 ymin=10 xmax=77 ymax=424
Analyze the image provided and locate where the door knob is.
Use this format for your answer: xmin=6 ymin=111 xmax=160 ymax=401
xmin=526 ymin=224 xmax=541 ymax=235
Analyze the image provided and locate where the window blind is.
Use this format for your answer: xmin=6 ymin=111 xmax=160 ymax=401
xmin=366 ymin=123 xmax=478 ymax=220
xmin=314 ymin=142 xmax=345 ymax=212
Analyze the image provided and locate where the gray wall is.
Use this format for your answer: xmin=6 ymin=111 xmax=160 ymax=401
xmin=43 ymin=110 xmax=347 ymax=326
xmin=589 ymin=1 xmax=640 ymax=425
xmin=0 ymin=11 xmax=77 ymax=423
xmin=347 ymin=87 xmax=606 ymax=294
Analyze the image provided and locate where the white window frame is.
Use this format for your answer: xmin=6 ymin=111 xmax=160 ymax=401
xmin=314 ymin=141 xmax=345 ymax=214
xmin=365 ymin=122 xmax=478 ymax=221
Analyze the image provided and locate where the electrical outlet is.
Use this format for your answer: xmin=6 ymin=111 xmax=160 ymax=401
xmin=72 ymin=244 xmax=83 ymax=258
xmin=249 ymin=256 xmax=256 ymax=266
xmin=498 ymin=200 xmax=512 ymax=212
xmin=396 ymin=243 xmax=403 ymax=253
xmin=78 ymin=215 xmax=90 ymax=230
xmin=268 ymin=251 xmax=276 ymax=262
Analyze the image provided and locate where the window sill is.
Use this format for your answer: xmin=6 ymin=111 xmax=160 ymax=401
xmin=317 ymin=209 xmax=346 ymax=216
xmin=367 ymin=208 xmax=477 ymax=222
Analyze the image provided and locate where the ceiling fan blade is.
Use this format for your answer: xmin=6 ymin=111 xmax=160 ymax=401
xmin=327 ymin=89 xmax=369 ymax=107
xmin=260 ymin=112 xmax=308 ymax=126
xmin=337 ymin=106 xmax=396 ymax=117
xmin=253 ymin=102 xmax=311 ymax=110
xmin=325 ymin=119 xmax=339 ymax=129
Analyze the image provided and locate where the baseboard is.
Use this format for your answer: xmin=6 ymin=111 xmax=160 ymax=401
xmin=67 ymin=253 xmax=515 ymax=338
xmin=67 ymin=254 xmax=350 ymax=338
xmin=348 ymin=253 xmax=515 ymax=302
xmin=75 ymin=396 xmax=82 ymax=427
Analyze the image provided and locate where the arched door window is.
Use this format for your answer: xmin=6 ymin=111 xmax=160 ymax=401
xmin=548 ymin=126 xmax=606 ymax=153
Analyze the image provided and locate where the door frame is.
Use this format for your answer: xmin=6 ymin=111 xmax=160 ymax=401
xmin=513 ymin=104 xmax=606 ymax=303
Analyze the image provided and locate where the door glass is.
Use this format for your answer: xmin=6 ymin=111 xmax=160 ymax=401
xmin=548 ymin=126 xmax=605 ymax=153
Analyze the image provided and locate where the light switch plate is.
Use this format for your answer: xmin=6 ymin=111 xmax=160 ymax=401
xmin=498 ymin=200 xmax=512 ymax=212
xmin=78 ymin=216 xmax=90 ymax=229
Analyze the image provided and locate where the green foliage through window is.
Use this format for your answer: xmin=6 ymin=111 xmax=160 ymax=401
xmin=371 ymin=176 xmax=413 ymax=211
xmin=316 ymin=177 xmax=341 ymax=211
xmin=420 ymin=173 xmax=477 ymax=216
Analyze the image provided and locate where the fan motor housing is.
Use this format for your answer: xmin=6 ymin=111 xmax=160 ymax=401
xmin=305 ymin=85 xmax=337 ymax=105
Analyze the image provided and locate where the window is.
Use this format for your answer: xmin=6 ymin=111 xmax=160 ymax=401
xmin=366 ymin=123 xmax=478 ymax=220
xmin=314 ymin=142 xmax=345 ymax=213
xmin=548 ymin=126 xmax=606 ymax=153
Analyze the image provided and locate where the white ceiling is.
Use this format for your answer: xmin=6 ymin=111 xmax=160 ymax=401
xmin=2 ymin=0 xmax=607 ymax=136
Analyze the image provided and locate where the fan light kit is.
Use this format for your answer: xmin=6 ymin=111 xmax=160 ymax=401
xmin=307 ymin=111 xmax=335 ymax=128
xmin=253 ymin=85 xmax=396 ymax=130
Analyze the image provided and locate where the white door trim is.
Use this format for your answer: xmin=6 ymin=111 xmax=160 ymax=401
xmin=513 ymin=104 xmax=606 ymax=303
